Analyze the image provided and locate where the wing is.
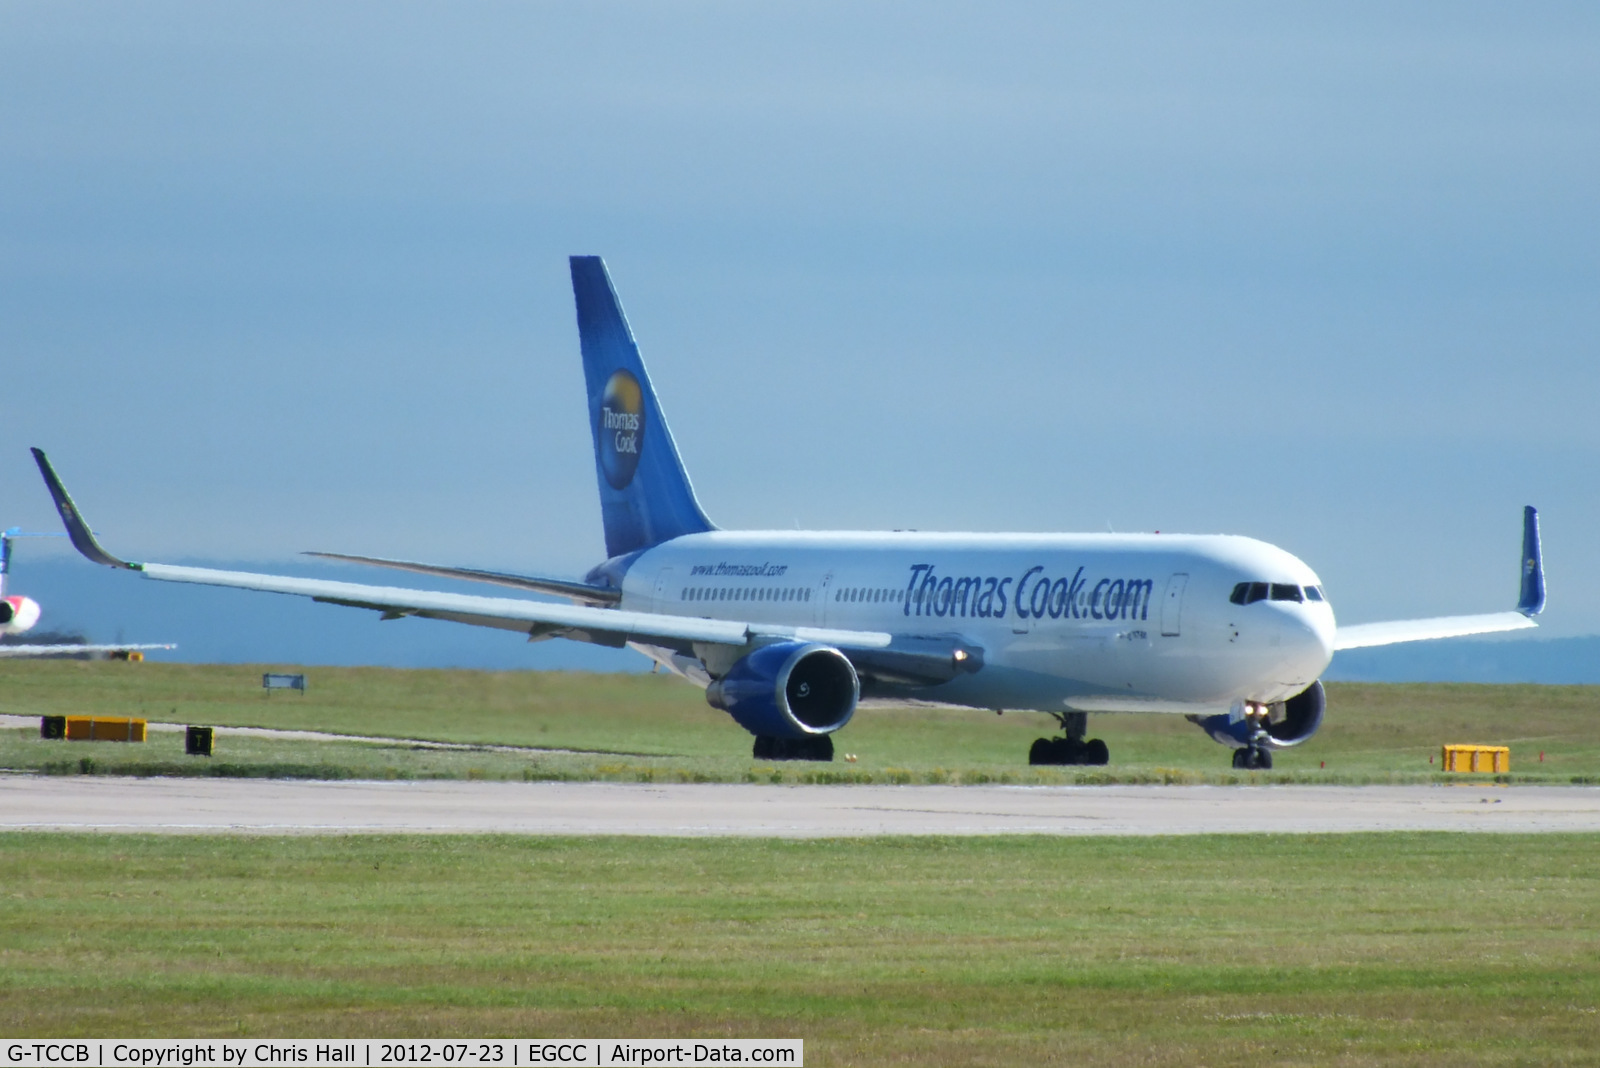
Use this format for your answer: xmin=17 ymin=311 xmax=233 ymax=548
xmin=0 ymin=643 xmax=175 ymax=658
xmin=140 ymin=562 xmax=890 ymax=651
xmin=1333 ymin=612 xmax=1535 ymax=651
xmin=1332 ymin=506 xmax=1545 ymax=651
xmin=30 ymin=448 xmax=890 ymax=656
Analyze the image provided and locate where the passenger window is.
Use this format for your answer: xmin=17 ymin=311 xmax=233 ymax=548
xmin=1271 ymin=583 xmax=1303 ymax=602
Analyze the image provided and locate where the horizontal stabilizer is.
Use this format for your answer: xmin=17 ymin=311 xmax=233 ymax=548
xmin=303 ymin=552 xmax=621 ymax=604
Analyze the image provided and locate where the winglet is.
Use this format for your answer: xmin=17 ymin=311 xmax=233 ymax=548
xmin=1519 ymin=505 xmax=1544 ymax=616
xmin=29 ymin=448 xmax=140 ymax=570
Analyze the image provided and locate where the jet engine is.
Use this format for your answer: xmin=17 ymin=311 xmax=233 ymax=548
xmin=1190 ymin=680 xmax=1325 ymax=750
xmin=0 ymin=596 xmax=41 ymax=635
xmin=705 ymin=641 xmax=859 ymax=739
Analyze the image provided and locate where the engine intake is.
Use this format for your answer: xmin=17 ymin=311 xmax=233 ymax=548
xmin=705 ymin=641 xmax=859 ymax=739
xmin=1190 ymin=679 xmax=1325 ymax=750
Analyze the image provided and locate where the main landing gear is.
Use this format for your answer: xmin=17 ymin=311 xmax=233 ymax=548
xmin=752 ymin=734 xmax=835 ymax=762
xmin=1231 ymin=702 xmax=1274 ymax=769
xmin=1028 ymin=711 xmax=1110 ymax=766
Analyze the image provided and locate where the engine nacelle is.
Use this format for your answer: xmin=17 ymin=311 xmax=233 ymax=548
xmin=1190 ymin=680 xmax=1325 ymax=751
xmin=705 ymin=641 xmax=859 ymax=739
xmin=0 ymin=596 xmax=41 ymax=635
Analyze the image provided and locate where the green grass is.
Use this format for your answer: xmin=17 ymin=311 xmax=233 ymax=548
xmin=1 ymin=661 xmax=1598 ymax=784
xmin=1 ymin=833 xmax=1597 ymax=1064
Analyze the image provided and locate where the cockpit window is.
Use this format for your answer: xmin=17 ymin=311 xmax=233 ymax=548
xmin=1229 ymin=582 xmax=1270 ymax=605
xmin=1304 ymin=585 xmax=1325 ymax=602
xmin=1270 ymin=583 xmax=1303 ymax=602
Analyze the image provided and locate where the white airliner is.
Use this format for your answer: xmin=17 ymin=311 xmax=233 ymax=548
xmin=0 ymin=527 xmax=175 ymax=659
xmin=31 ymin=257 xmax=1544 ymax=766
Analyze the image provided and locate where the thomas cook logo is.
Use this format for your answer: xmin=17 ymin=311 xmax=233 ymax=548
xmin=599 ymin=369 xmax=645 ymax=489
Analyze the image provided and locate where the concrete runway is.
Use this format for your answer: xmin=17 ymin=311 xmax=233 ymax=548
xmin=3 ymin=777 xmax=1599 ymax=835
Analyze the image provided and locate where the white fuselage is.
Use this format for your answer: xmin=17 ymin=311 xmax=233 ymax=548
xmin=619 ymin=530 xmax=1336 ymax=716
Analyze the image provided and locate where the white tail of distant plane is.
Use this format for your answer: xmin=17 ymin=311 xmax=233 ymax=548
xmin=0 ymin=525 xmax=173 ymax=657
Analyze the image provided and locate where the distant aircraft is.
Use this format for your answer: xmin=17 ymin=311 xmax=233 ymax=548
xmin=31 ymin=257 xmax=1544 ymax=765
xmin=0 ymin=526 xmax=174 ymax=659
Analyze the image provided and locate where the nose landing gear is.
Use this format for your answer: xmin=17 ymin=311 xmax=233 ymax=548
xmin=1231 ymin=702 xmax=1274 ymax=770
xmin=1028 ymin=711 xmax=1110 ymax=766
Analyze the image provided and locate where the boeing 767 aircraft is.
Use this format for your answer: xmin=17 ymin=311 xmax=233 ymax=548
xmin=32 ymin=257 xmax=1544 ymax=765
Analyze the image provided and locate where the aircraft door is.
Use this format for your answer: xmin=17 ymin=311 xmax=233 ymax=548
xmin=1160 ymin=573 xmax=1188 ymax=637
xmin=816 ymin=571 xmax=835 ymax=627
xmin=653 ymin=567 xmax=677 ymax=611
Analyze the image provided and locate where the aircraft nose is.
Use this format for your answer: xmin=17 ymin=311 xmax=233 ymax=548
xmin=1284 ymin=606 xmax=1335 ymax=675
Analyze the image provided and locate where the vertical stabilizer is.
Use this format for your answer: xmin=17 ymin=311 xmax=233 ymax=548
xmin=570 ymin=256 xmax=715 ymax=558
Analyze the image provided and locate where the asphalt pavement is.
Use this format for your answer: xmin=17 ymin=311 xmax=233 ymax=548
xmin=3 ymin=777 xmax=1597 ymax=835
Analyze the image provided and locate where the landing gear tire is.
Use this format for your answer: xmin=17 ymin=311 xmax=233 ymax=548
xmin=1232 ymin=747 xmax=1272 ymax=770
xmin=753 ymin=734 xmax=835 ymax=762
xmin=1029 ymin=737 xmax=1110 ymax=766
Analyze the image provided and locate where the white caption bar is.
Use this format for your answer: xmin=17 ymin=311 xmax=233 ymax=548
xmin=2 ymin=1042 xmax=801 ymax=1068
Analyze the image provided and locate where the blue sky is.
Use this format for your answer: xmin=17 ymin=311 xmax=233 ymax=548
xmin=3 ymin=2 xmax=1597 ymax=667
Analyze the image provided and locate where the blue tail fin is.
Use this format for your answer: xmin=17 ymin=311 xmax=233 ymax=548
xmin=571 ymin=256 xmax=715 ymax=558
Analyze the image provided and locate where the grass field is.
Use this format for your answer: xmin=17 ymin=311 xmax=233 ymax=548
xmin=1 ymin=661 xmax=1597 ymax=784
xmin=1 ymin=832 xmax=1597 ymax=1063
